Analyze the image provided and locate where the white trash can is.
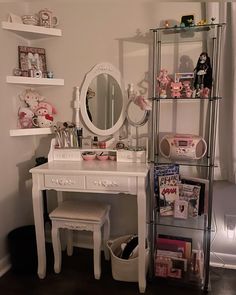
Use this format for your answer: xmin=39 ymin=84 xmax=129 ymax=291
xmin=107 ymin=235 xmax=149 ymax=282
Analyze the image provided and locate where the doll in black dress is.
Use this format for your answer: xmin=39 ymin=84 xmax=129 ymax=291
xmin=194 ymin=52 xmax=212 ymax=97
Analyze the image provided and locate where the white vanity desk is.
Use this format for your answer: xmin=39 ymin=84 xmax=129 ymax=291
xmin=30 ymin=62 xmax=151 ymax=292
xmin=30 ymin=159 xmax=149 ymax=293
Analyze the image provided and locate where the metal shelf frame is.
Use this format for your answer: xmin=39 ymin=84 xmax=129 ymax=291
xmin=149 ymin=23 xmax=226 ymax=291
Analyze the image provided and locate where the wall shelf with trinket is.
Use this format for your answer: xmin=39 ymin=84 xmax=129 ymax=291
xmin=1 ymin=16 xmax=64 ymax=137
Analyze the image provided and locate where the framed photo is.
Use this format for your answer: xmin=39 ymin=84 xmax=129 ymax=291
xmin=174 ymin=200 xmax=188 ymax=219
xmin=18 ymin=46 xmax=47 ymax=77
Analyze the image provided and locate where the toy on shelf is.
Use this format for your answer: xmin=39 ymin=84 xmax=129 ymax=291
xmin=18 ymin=88 xmax=56 ymax=128
xmin=157 ymin=69 xmax=172 ymax=98
xmin=194 ymin=52 xmax=212 ymax=98
xmin=170 ymin=81 xmax=183 ymax=98
xmin=182 ymin=80 xmax=193 ymax=98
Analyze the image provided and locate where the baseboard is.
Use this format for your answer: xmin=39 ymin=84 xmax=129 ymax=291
xmin=0 ymin=255 xmax=11 ymax=277
xmin=210 ymin=252 xmax=236 ymax=269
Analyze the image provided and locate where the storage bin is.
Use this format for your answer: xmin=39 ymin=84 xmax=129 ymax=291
xmin=107 ymin=235 xmax=149 ymax=282
xmin=8 ymin=225 xmax=37 ymax=274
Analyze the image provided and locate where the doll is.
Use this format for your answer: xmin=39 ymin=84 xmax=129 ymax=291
xmin=194 ymin=52 xmax=212 ymax=96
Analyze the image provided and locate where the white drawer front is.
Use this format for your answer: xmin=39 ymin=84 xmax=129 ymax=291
xmin=45 ymin=175 xmax=85 ymax=189
xmin=86 ymin=175 xmax=135 ymax=193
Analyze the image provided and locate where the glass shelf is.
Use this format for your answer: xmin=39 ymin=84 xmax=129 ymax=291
xmin=151 ymin=96 xmax=222 ymax=101
xmin=153 ymin=156 xmax=217 ymax=168
xmin=150 ymin=23 xmax=226 ymax=44
xmin=155 ymin=213 xmax=215 ymax=232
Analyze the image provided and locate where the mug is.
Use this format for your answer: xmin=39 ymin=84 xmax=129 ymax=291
xmin=38 ymin=8 xmax=59 ymax=28
xmin=33 ymin=115 xmax=54 ymax=128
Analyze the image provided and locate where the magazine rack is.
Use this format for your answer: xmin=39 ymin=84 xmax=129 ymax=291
xmin=149 ymin=23 xmax=225 ymax=291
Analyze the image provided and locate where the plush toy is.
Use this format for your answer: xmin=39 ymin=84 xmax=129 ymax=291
xmin=18 ymin=107 xmax=34 ymax=128
xmin=170 ymin=81 xmax=183 ymax=98
xmin=19 ymin=88 xmax=45 ymax=112
xmin=35 ymin=102 xmax=57 ymax=116
xmin=182 ymin=80 xmax=193 ymax=98
xmin=134 ymin=95 xmax=152 ymax=111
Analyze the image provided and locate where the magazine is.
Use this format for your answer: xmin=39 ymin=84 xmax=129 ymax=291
xmin=159 ymin=185 xmax=179 ymax=216
xmin=178 ymin=183 xmax=201 ymax=218
xmin=154 ymin=164 xmax=179 ymax=195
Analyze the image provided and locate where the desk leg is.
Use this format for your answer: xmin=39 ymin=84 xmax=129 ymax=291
xmin=32 ymin=174 xmax=46 ymax=279
xmin=137 ymin=176 xmax=147 ymax=293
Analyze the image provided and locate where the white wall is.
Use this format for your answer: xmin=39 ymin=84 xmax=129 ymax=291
xmin=0 ymin=0 xmax=235 ymax=275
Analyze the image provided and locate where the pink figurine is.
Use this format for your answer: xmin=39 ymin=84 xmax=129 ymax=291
xmin=157 ymin=69 xmax=171 ymax=98
xmin=170 ymin=81 xmax=183 ymax=98
xmin=200 ymin=87 xmax=210 ymax=98
xmin=182 ymin=80 xmax=193 ymax=98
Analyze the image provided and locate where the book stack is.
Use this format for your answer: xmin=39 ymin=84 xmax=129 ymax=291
xmin=155 ymin=234 xmax=203 ymax=281
xmin=155 ymin=234 xmax=191 ymax=279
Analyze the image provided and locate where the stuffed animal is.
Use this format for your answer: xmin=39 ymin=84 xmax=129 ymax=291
xmin=182 ymin=80 xmax=193 ymax=98
xmin=18 ymin=107 xmax=34 ymax=128
xmin=19 ymin=88 xmax=45 ymax=112
xmin=35 ymin=101 xmax=57 ymax=116
xmin=170 ymin=81 xmax=183 ymax=98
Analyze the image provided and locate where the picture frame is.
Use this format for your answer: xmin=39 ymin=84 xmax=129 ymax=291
xmin=174 ymin=199 xmax=188 ymax=219
xmin=18 ymin=46 xmax=47 ymax=78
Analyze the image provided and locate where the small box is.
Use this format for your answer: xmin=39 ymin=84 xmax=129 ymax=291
xmin=82 ymin=136 xmax=92 ymax=149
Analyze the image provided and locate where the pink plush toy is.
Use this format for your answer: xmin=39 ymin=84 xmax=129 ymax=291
xmin=36 ymin=101 xmax=57 ymax=115
xmin=170 ymin=82 xmax=183 ymax=98
xmin=18 ymin=107 xmax=34 ymax=128
xmin=200 ymin=87 xmax=210 ymax=98
xmin=134 ymin=95 xmax=152 ymax=111
xmin=182 ymin=80 xmax=193 ymax=98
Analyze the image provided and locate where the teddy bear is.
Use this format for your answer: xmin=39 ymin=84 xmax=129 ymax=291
xmin=19 ymin=88 xmax=45 ymax=112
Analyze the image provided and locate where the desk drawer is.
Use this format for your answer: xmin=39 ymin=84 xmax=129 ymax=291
xmin=45 ymin=175 xmax=85 ymax=189
xmin=86 ymin=175 xmax=135 ymax=193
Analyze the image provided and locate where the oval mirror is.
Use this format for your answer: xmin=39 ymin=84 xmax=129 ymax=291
xmin=79 ymin=63 xmax=127 ymax=136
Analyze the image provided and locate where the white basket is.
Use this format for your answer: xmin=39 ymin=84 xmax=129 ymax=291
xmin=107 ymin=235 xmax=149 ymax=282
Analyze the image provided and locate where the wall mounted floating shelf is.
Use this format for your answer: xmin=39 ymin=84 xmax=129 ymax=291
xmin=1 ymin=21 xmax=62 ymax=39
xmin=6 ymin=76 xmax=64 ymax=86
xmin=10 ymin=128 xmax=54 ymax=137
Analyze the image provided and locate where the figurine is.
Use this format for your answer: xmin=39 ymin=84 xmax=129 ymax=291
xmin=194 ymin=52 xmax=212 ymax=97
xmin=157 ymin=69 xmax=171 ymax=98
xmin=182 ymin=80 xmax=193 ymax=98
xmin=170 ymin=81 xmax=183 ymax=98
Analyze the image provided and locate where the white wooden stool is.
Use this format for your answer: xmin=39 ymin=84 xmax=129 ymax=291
xmin=49 ymin=200 xmax=110 ymax=279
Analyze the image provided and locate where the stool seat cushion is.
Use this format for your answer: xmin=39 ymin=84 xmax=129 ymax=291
xmin=49 ymin=201 xmax=110 ymax=222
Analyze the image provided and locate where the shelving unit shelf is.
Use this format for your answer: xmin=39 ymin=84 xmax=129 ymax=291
xmin=149 ymin=23 xmax=225 ymax=292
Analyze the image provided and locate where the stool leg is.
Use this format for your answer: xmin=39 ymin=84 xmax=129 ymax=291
xmin=103 ymin=214 xmax=110 ymax=261
xmin=66 ymin=229 xmax=74 ymax=256
xmin=51 ymin=225 xmax=62 ymax=274
xmin=93 ymin=225 xmax=101 ymax=280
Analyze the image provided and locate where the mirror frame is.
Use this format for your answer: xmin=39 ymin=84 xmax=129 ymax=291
xmin=79 ymin=62 xmax=127 ymax=136
xmin=126 ymin=99 xmax=150 ymax=127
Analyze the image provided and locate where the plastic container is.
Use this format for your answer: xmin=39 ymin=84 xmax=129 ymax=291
xmin=8 ymin=225 xmax=37 ymax=274
xmin=107 ymin=235 xmax=149 ymax=282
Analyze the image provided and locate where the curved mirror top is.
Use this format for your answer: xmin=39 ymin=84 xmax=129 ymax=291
xmin=79 ymin=63 xmax=127 ymax=136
